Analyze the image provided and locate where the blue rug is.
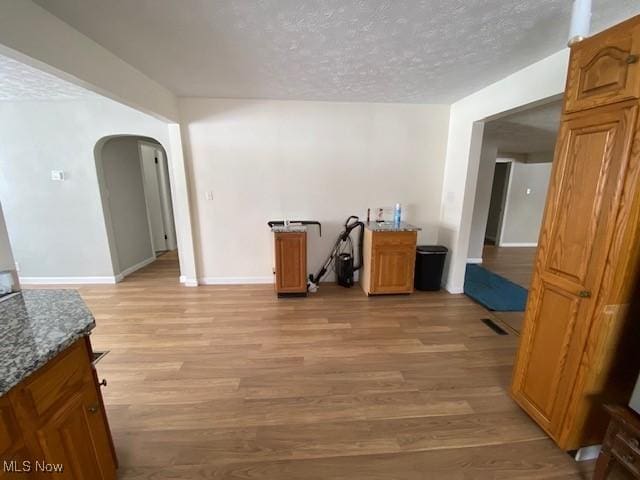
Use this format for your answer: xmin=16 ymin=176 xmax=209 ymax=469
xmin=464 ymin=264 xmax=528 ymax=311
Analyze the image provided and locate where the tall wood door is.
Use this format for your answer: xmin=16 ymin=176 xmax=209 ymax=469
xmin=34 ymin=381 xmax=117 ymax=479
xmin=274 ymin=232 xmax=307 ymax=294
xmin=511 ymin=101 xmax=638 ymax=440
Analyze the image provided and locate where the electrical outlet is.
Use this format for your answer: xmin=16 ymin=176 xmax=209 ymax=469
xmin=526 ymin=188 xmax=532 ymax=195
xmin=205 ymin=191 xmax=214 ymax=201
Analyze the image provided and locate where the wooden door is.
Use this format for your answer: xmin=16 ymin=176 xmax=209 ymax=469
xmin=274 ymin=232 xmax=307 ymax=293
xmin=512 ymin=102 xmax=638 ymax=439
xmin=371 ymin=245 xmax=415 ymax=293
xmin=565 ymin=16 xmax=640 ymax=113
xmin=34 ymin=382 xmax=117 ymax=479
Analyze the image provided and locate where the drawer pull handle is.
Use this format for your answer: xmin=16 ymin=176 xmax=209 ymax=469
xmin=99 ymin=378 xmax=108 ymax=387
xmin=87 ymin=404 xmax=99 ymax=414
xmin=623 ymin=453 xmax=636 ymax=464
xmin=626 ymin=54 xmax=639 ymax=64
xmin=630 ymin=438 xmax=640 ymax=449
xmin=578 ymin=290 xmax=591 ymax=298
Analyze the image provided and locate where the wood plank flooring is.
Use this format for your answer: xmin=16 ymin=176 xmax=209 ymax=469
xmin=45 ymin=252 xmax=612 ymax=479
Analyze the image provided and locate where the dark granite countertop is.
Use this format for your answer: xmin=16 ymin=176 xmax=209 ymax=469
xmin=366 ymin=221 xmax=421 ymax=232
xmin=0 ymin=290 xmax=95 ymax=396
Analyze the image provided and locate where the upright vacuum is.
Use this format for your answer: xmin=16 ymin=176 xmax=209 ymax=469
xmin=308 ymin=216 xmax=364 ymax=292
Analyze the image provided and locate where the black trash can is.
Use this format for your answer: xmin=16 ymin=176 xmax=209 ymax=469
xmin=414 ymin=245 xmax=448 ymax=291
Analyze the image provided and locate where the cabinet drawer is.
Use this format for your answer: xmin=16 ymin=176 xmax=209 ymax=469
xmin=372 ymin=231 xmax=417 ymax=248
xmin=612 ymin=432 xmax=640 ymax=476
xmin=0 ymin=398 xmax=20 ymax=455
xmin=19 ymin=340 xmax=91 ymax=418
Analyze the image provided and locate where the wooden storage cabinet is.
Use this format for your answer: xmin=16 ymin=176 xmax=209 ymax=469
xmin=273 ymin=231 xmax=307 ymax=296
xmin=565 ymin=16 xmax=640 ymax=113
xmin=2 ymin=339 xmax=117 ymax=479
xmin=361 ymin=229 xmax=418 ymax=295
xmin=511 ymin=15 xmax=640 ymax=450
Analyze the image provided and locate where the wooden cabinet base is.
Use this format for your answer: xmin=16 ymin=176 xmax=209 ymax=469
xmin=274 ymin=232 xmax=308 ymax=296
xmin=1 ymin=338 xmax=117 ymax=479
xmin=361 ymin=229 xmax=417 ymax=295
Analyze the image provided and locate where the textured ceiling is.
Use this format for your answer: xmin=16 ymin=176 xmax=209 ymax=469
xmin=34 ymin=0 xmax=640 ymax=103
xmin=0 ymin=54 xmax=95 ymax=101
xmin=485 ymin=101 xmax=562 ymax=155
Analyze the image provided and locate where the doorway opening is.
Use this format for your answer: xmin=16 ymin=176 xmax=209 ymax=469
xmin=95 ymin=135 xmax=179 ymax=283
xmin=465 ymin=99 xmax=562 ymax=334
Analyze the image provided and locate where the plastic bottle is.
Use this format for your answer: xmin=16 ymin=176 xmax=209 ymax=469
xmin=394 ymin=203 xmax=401 ymax=227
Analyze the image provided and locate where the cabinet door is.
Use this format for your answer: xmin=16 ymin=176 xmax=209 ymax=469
xmin=565 ymin=17 xmax=640 ymax=113
xmin=34 ymin=382 xmax=117 ymax=480
xmin=511 ymin=102 xmax=638 ymax=442
xmin=371 ymin=245 xmax=416 ymax=294
xmin=274 ymin=232 xmax=307 ymax=293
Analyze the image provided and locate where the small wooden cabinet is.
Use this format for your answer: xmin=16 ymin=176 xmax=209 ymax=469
xmin=361 ymin=228 xmax=418 ymax=295
xmin=273 ymin=231 xmax=307 ymax=297
xmin=1 ymin=338 xmax=117 ymax=479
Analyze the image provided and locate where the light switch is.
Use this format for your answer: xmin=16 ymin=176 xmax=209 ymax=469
xmin=51 ymin=170 xmax=65 ymax=181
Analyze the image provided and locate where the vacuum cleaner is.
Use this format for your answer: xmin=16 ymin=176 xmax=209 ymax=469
xmin=309 ymin=216 xmax=364 ymax=292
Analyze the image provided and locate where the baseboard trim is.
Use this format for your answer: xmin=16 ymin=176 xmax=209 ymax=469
xmin=467 ymin=257 xmax=483 ymax=264
xmin=199 ymin=276 xmax=274 ymax=285
xmin=115 ymin=256 xmax=156 ymax=282
xmin=19 ymin=276 xmax=117 ymax=285
xmin=499 ymin=242 xmax=538 ymax=247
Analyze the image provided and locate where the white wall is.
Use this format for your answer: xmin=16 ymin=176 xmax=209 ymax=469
xmin=438 ymin=49 xmax=569 ymax=293
xmin=467 ymin=140 xmax=498 ymax=261
xmin=179 ymin=98 xmax=450 ymax=283
xmin=99 ymin=137 xmax=155 ymax=274
xmin=0 ymin=97 xmax=175 ymax=282
xmin=0 ymin=201 xmax=16 ymax=272
xmin=500 ymin=161 xmax=552 ymax=246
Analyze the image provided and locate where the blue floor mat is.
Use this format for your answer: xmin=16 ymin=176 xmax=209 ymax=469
xmin=464 ymin=264 xmax=528 ymax=311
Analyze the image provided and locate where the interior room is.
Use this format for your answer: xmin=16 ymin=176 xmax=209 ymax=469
xmin=1 ymin=1 xmax=640 ymax=479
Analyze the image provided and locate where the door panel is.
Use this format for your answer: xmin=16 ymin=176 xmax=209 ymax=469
xmin=36 ymin=384 xmax=116 ymax=480
xmin=521 ymin=284 xmax=580 ymax=419
xmin=512 ymin=102 xmax=638 ymax=437
xmin=372 ymin=246 xmax=415 ymax=293
xmin=565 ymin=18 xmax=640 ymax=112
xmin=274 ymin=233 xmax=307 ymax=293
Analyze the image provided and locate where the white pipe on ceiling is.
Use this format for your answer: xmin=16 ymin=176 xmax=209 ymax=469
xmin=568 ymin=0 xmax=592 ymax=46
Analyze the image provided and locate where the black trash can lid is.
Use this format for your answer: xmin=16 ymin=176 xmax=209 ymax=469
xmin=416 ymin=245 xmax=448 ymax=254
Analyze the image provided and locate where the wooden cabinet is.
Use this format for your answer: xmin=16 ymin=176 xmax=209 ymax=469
xmin=565 ymin=16 xmax=640 ymax=113
xmin=2 ymin=339 xmax=117 ymax=479
xmin=274 ymin=231 xmax=307 ymax=297
xmin=361 ymin=229 xmax=417 ymax=295
xmin=511 ymin=15 xmax=640 ymax=451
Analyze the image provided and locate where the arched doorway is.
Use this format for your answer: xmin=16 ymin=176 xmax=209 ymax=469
xmin=95 ymin=135 xmax=179 ymax=282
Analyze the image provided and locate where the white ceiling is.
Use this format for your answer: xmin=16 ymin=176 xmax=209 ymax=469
xmin=0 ymin=54 xmax=95 ymax=101
xmin=484 ymin=101 xmax=562 ymax=155
xmin=33 ymin=0 xmax=640 ymax=103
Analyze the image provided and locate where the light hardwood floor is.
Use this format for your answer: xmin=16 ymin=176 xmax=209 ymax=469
xmin=481 ymin=246 xmax=537 ymax=335
xmin=57 ymin=252 xmax=610 ymax=479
